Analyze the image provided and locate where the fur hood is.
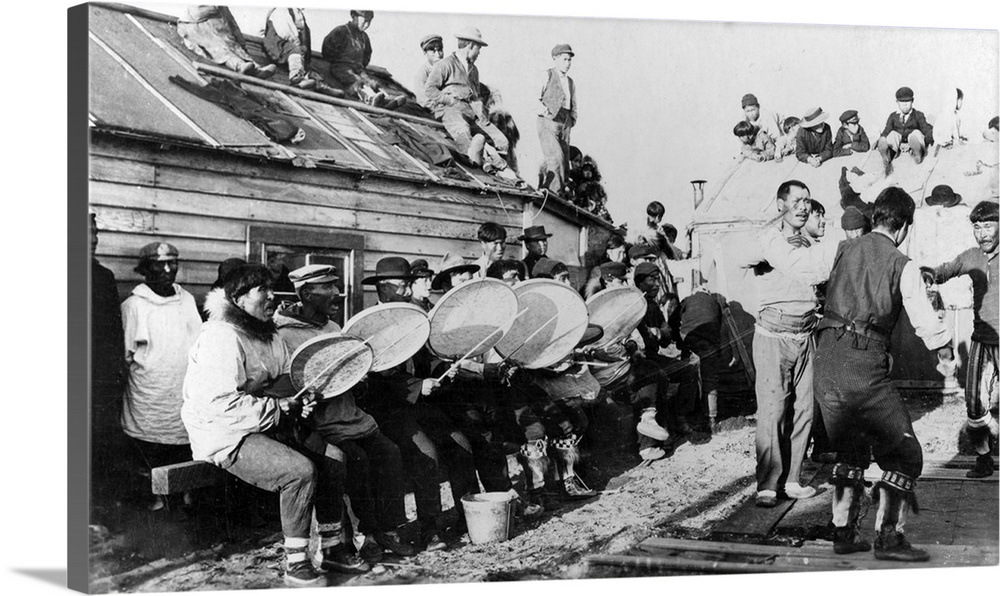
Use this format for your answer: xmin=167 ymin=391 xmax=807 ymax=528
xmin=202 ymin=288 xmax=278 ymax=343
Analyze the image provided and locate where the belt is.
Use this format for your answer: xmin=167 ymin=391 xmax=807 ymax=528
xmin=820 ymin=310 xmax=891 ymax=344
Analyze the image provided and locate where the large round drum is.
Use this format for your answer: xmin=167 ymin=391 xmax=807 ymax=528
xmin=290 ymin=333 xmax=373 ymax=399
xmin=494 ymin=279 xmax=589 ymax=369
xmin=343 ymin=303 xmax=430 ymax=372
xmin=586 ymin=286 xmax=647 ymax=348
xmin=427 ymin=278 xmax=519 ymax=361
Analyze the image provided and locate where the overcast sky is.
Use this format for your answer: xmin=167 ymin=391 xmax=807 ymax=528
xmin=140 ymin=1 xmax=998 ymax=235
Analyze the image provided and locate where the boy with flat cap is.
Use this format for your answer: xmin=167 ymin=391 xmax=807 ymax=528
xmin=414 ymin=34 xmax=444 ymax=109
xmin=832 ymin=109 xmax=871 ymax=157
xmin=538 ymin=44 xmax=577 ymax=197
xmin=876 ymin=86 xmax=934 ymax=175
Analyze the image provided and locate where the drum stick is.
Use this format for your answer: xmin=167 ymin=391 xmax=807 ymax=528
xmin=435 ymin=307 xmax=529 ymax=383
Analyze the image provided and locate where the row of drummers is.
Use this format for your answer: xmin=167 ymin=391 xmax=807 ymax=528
xmin=288 ymin=254 xmax=702 ymax=523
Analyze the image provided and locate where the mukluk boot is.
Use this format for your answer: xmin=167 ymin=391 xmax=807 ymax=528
xmin=872 ymin=471 xmax=929 ymax=562
xmin=828 ymin=463 xmax=871 ymax=555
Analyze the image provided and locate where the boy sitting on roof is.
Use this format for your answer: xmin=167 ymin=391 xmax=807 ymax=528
xmin=832 ymin=110 xmax=871 ymax=157
xmin=876 ymin=86 xmax=934 ymax=175
xmin=260 ymin=8 xmax=339 ymax=96
xmin=321 ymin=11 xmax=405 ymax=109
xmin=796 ymin=108 xmax=834 ymax=167
xmin=176 ymin=5 xmax=277 ymax=80
xmin=741 ymin=93 xmax=783 ymax=146
xmin=733 ymin=120 xmax=775 ymax=163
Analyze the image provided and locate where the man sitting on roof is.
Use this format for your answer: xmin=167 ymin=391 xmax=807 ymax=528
xmin=260 ymin=8 xmax=339 ymax=96
xmin=321 ymin=10 xmax=405 ymax=109
xmin=423 ymin=28 xmax=515 ymax=177
xmin=176 ymin=5 xmax=277 ymax=80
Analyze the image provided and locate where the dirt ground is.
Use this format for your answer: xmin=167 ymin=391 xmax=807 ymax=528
xmin=87 ymin=389 xmax=974 ymax=593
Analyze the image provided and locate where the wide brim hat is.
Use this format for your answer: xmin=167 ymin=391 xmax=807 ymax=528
xmin=801 ymin=107 xmax=829 ymax=128
xmin=925 ymin=185 xmax=962 ymax=208
xmin=362 ymin=256 xmax=418 ymax=285
xmin=455 ymin=26 xmax=488 ymax=46
xmin=431 ymin=252 xmax=480 ymax=291
xmin=518 ymin=225 xmax=553 ymax=241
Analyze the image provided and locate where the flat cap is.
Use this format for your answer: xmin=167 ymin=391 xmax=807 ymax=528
xmin=839 ymin=109 xmax=859 ymax=124
xmin=350 ymin=10 xmax=374 ymax=20
xmin=551 ymin=43 xmax=574 ymax=58
xmin=138 ymin=242 xmax=179 ymax=262
xmin=600 ymin=261 xmax=627 ymax=280
xmin=741 ymin=93 xmax=759 ymax=108
xmin=289 ymin=264 xmax=339 ymax=288
xmin=633 ymin=261 xmax=660 ymax=284
xmin=627 ymin=243 xmax=657 ymax=260
xmin=419 ymin=34 xmax=442 ymax=51
xmin=895 ymin=86 xmax=914 ymax=101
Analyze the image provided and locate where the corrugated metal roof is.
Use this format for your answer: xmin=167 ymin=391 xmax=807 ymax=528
xmin=86 ymin=3 xmax=543 ymax=197
xmin=693 ymin=143 xmax=998 ymax=228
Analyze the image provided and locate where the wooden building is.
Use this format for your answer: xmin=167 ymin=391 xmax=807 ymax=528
xmin=85 ymin=3 xmax=615 ymax=324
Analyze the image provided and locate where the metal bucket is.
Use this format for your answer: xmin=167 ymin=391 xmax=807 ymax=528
xmin=460 ymin=492 xmax=515 ymax=545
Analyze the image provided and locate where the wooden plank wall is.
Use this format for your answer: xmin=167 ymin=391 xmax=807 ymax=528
xmin=89 ymin=136 xmax=549 ymax=309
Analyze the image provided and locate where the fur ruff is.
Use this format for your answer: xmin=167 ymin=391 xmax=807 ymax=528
xmin=203 ymin=288 xmax=278 ymax=343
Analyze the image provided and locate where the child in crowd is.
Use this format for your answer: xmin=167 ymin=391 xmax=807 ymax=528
xmin=832 ymin=110 xmax=870 ymax=157
xmin=733 ymin=120 xmax=775 ymax=162
xmin=774 ymin=116 xmax=801 ymax=162
xmin=876 ymin=86 xmax=934 ymax=175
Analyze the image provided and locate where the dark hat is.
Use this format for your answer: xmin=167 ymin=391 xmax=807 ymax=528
xmin=138 ymin=241 xmax=179 ymax=262
xmin=420 ymin=34 xmax=442 ymax=51
xmin=431 ymin=252 xmax=480 ymax=290
xmin=839 ymin=109 xmax=859 ymax=124
xmin=600 ymin=261 xmax=627 ymax=281
xmin=551 ymin=43 xmax=574 ymax=58
xmin=925 ymin=185 xmax=962 ymax=208
xmin=576 ymin=324 xmax=604 ymax=348
xmin=289 ymin=264 xmax=339 ymax=288
xmin=633 ymin=262 xmax=660 ymax=284
xmin=213 ymin=258 xmax=247 ymax=288
xmin=895 ymin=86 xmax=914 ymax=101
xmin=362 ymin=257 xmax=418 ymax=285
xmin=518 ymin=225 xmax=553 ymax=241
xmin=741 ymin=93 xmax=759 ymax=109
xmin=455 ymin=26 xmax=488 ymax=47
xmin=840 ymin=206 xmax=869 ymax=231
xmin=627 ymin=243 xmax=657 ymax=261
xmin=409 ymin=258 xmax=434 ymax=278
xmin=801 ymin=107 xmax=829 ymax=128
xmin=530 ymin=257 xmax=564 ymax=278
xmin=350 ymin=10 xmax=374 ymax=20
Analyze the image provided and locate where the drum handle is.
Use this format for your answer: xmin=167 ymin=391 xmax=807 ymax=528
xmin=435 ymin=307 xmax=529 ymax=383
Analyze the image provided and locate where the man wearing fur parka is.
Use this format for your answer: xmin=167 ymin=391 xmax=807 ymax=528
xmin=181 ymin=264 xmax=367 ymax=587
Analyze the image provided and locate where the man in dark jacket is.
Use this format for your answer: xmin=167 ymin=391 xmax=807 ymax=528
xmin=90 ymin=214 xmax=126 ymax=511
xmin=876 ymin=86 xmax=934 ymax=174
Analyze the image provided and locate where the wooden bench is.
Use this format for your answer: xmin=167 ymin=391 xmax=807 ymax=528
xmin=151 ymin=461 xmax=235 ymax=537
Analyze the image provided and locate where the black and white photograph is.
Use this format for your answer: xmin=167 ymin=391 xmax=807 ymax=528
xmin=16 ymin=1 xmax=1000 ymax=594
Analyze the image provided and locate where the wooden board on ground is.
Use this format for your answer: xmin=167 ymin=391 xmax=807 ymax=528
xmin=710 ymin=464 xmax=824 ymax=537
